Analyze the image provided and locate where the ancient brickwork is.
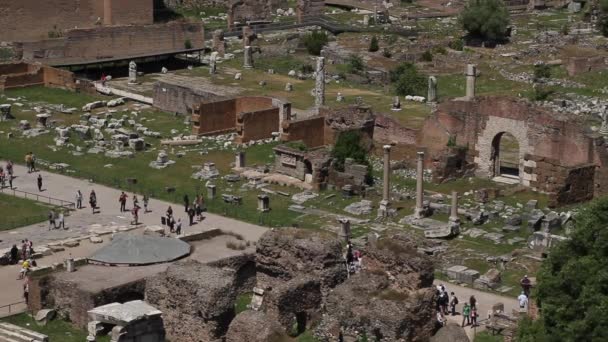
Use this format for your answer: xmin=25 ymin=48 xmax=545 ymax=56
xmin=0 ymin=62 xmax=76 ymax=91
xmin=281 ymin=115 xmax=326 ymax=148
xmin=297 ymin=0 xmax=324 ymax=23
xmin=0 ymin=0 xmax=153 ymax=42
xmin=228 ymin=0 xmax=287 ymax=25
xmin=566 ymin=56 xmax=607 ymax=76
xmin=235 ymin=108 xmax=280 ymax=143
xmin=153 ymin=80 xmax=225 ymax=115
xmin=19 ymin=22 xmax=204 ymax=64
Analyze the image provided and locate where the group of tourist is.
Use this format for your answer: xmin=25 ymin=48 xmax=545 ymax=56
xmin=118 ymin=191 xmax=147 ymax=225
xmin=184 ymin=194 xmax=206 ymax=226
xmin=344 ymin=242 xmax=362 ymax=274
xmin=24 ymin=152 xmax=36 ymax=173
xmin=0 ymin=161 xmax=14 ymax=189
xmin=47 ymin=209 xmax=66 ymax=230
xmin=11 ymin=240 xmax=37 ymax=280
xmin=435 ymin=284 xmax=479 ymax=328
xmin=162 ymin=206 xmax=182 ymax=235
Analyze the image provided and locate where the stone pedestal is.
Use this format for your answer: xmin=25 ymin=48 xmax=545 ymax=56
xmin=0 ymin=104 xmax=13 ymax=121
xmin=36 ymin=114 xmax=50 ymax=128
xmin=378 ymin=199 xmax=391 ymax=218
xmin=128 ymin=61 xmax=137 ymax=84
xmin=235 ymin=151 xmax=246 ymax=168
xmin=428 ymin=76 xmax=437 ymax=103
xmin=207 ymin=184 xmax=216 ymax=200
xmin=315 ymin=57 xmax=325 ymax=107
xmin=209 ymin=52 xmax=218 ymax=75
xmin=414 ymin=151 xmax=425 ymax=219
xmin=212 ymin=29 xmax=225 ymax=57
xmin=244 ymin=46 xmax=254 ymax=69
xmin=448 ymin=191 xmax=460 ymax=234
xmin=66 ymin=258 xmax=75 ymax=272
xmin=338 ymin=218 xmax=351 ymax=242
xmin=257 ymin=194 xmax=270 ymax=212
xmin=391 ymin=96 xmax=401 ymax=111
xmin=378 ymin=144 xmax=392 ymax=218
xmin=465 ymin=64 xmax=476 ymax=100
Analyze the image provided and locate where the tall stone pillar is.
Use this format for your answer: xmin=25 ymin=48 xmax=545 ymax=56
xmin=212 ymin=30 xmax=226 ymax=57
xmin=235 ymin=151 xmax=245 ymax=168
xmin=428 ymin=76 xmax=437 ymax=103
xmin=338 ymin=218 xmax=351 ymax=242
xmin=414 ymin=151 xmax=425 ymax=219
xmin=315 ymin=57 xmax=325 ymax=107
xmin=448 ymin=191 xmax=460 ymax=234
xmin=209 ymin=52 xmax=218 ymax=75
xmin=465 ymin=64 xmax=476 ymax=100
xmin=243 ymin=46 xmax=253 ymax=69
xmin=378 ymin=145 xmax=392 ymax=218
xmin=128 ymin=61 xmax=137 ymax=84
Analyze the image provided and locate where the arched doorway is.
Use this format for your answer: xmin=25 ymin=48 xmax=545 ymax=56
xmin=491 ymin=132 xmax=520 ymax=181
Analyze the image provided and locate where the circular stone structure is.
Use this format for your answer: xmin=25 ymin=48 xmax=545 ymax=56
xmin=89 ymin=234 xmax=191 ymax=266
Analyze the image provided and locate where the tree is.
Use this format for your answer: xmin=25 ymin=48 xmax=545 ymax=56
xmin=459 ymin=0 xmax=510 ymax=41
xmin=516 ymin=197 xmax=608 ymax=341
xmin=600 ymin=0 xmax=608 ymax=37
xmin=331 ymin=131 xmax=372 ymax=184
xmin=389 ymin=62 xmax=426 ymax=96
xmin=346 ymin=54 xmax=364 ymax=74
xmin=302 ymin=30 xmax=329 ymax=56
xmin=369 ymin=36 xmax=379 ymax=52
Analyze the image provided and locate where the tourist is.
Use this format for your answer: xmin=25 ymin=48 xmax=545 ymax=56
xmin=441 ymin=289 xmax=449 ymax=315
xmin=183 ymin=194 xmax=190 ymax=212
xmin=461 ymin=302 xmax=471 ymax=327
xmin=26 ymin=239 xmax=33 ymax=256
xmin=31 ymin=153 xmax=36 ymax=172
xmin=518 ymin=291 xmax=529 ymax=310
xmin=345 ymin=244 xmax=354 ymax=272
xmin=23 ymin=281 xmax=29 ymax=305
xmin=20 ymin=240 xmax=27 ymax=260
xmin=195 ymin=201 xmax=202 ymax=221
xmin=133 ymin=194 xmax=139 ymax=209
xmin=436 ymin=311 xmax=446 ymax=328
xmin=0 ymin=167 xmax=5 ymax=188
xmin=18 ymin=259 xmax=30 ymax=279
xmin=37 ymin=174 xmax=43 ymax=192
xmin=25 ymin=153 xmax=33 ymax=173
xmin=132 ymin=206 xmax=140 ymax=225
xmin=168 ymin=216 xmax=175 ymax=233
xmin=57 ymin=211 xmax=65 ymax=229
xmin=143 ymin=194 xmax=149 ymax=213
xmin=450 ymin=292 xmax=459 ymax=316
xmin=10 ymin=244 xmax=19 ymax=265
xmin=48 ymin=209 xmax=56 ymax=230
xmin=119 ymin=192 xmax=128 ymax=212
xmin=188 ymin=206 xmax=195 ymax=226
xmin=471 ymin=306 xmax=479 ymax=327
xmin=469 ymin=295 xmax=477 ymax=310
xmin=8 ymin=171 xmax=12 ymax=189
xmin=90 ymin=190 xmax=97 ymax=213
xmin=166 ymin=206 xmax=173 ymax=218
xmin=76 ymin=190 xmax=83 ymax=209
xmin=353 ymin=249 xmax=362 ymax=271
xmin=175 ymin=218 xmax=182 ymax=235
xmin=520 ymin=275 xmax=532 ymax=297
xmin=6 ymin=160 xmax=13 ymax=178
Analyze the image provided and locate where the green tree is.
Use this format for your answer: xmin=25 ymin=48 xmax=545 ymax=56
xmin=331 ymin=131 xmax=372 ymax=184
xmin=533 ymin=64 xmax=551 ymax=80
xmin=346 ymin=54 xmax=364 ymax=74
xmin=369 ymin=36 xmax=379 ymax=52
xmin=516 ymin=197 xmax=608 ymax=341
xmin=459 ymin=0 xmax=510 ymax=41
xmin=302 ymin=30 xmax=329 ymax=56
xmin=389 ymin=62 xmax=426 ymax=96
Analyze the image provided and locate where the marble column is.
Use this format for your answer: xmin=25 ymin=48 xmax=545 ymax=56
xmin=338 ymin=218 xmax=351 ymax=242
xmin=465 ymin=64 xmax=476 ymax=100
xmin=449 ymin=191 xmax=459 ymax=222
xmin=209 ymin=52 xmax=218 ymax=75
xmin=428 ymin=76 xmax=437 ymax=103
xmin=315 ymin=57 xmax=325 ymax=107
xmin=243 ymin=46 xmax=253 ymax=69
xmin=128 ymin=61 xmax=137 ymax=84
xmin=378 ymin=145 xmax=392 ymax=218
xmin=414 ymin=151 xmax=425 ymax=219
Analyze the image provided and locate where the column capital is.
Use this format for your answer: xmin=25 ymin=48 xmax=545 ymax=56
xmin=383 ymin=144 xmax=392 ymax=151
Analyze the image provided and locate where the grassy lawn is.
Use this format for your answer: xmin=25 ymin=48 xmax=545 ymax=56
xmin=1 ymin=313 xmax=110 ymax=342
xmin=234 ymin=293 xmax=252 ymax=314
xmin=476 ymin=330 xmax=505 ymax=342
xmin=0 ymin=193 xmax=52 ymax=231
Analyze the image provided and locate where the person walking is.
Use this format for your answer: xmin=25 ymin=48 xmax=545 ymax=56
xmin=6 ymin=160 xmax=13 ymax=178
xmin=471 ymin=306 xmax=479 ymax=327
xmin=131 ymin=206 xmax=140 ymax=225
xmin=10 ymin=245 xmax=19 ymax=265
xmin=168 ymin=216 xmax=175 ymax=233
xmin=48 ymin=209 xmax=56 ymax=230
xmin=166 ymin=206 xmax=173 ymax=218
xmin=90 ymin=190 xmax=97 ymax=214
xmin=469 ymin=295 xmax=477 ymax=310
xmin=57 ymin=211 xmax=65 ymax=229
xmin=183 ymin=194 xmax=190 ymax=213
xmin=119 ymin=192 xmax=128 ymax=212
xmin=521 ymin=275 xmax=532 ymax=297
xmin=188 ymin=206 xmax=195 ymax=226
xmin=31 ymin=153 xmax=36 ymax=172
xmin=76 ymin=190 xmax=83 ymax=209
xmin=143 ymin=195 xmax=149 ymax=213
xmin=133 ymin=194 xmax=139 ymax=209
xmin=449 ymin=292 xmax=459 ymax=316
xmin=518 ymin=291 xmax=529 ymax=310
xmin=8 ymin=171 xmax=13 ymax=189
xmin=23 ymin=281 xmax=29 ymax=305
xmin=37 ymin=174 xmax=43 ymax=192
xmin=20 ymin=240 xmax=27 ymax=260
xmin=175 ymin=218 xmax=182 ymax=235
xmin=461 ymin=302 xmax=471 ymax=327
xmin=25 ymin=153 xmax=32 ymax=173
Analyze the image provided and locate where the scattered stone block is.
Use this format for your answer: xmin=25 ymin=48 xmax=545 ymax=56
xmin=89 ymin=236 xmax=103 ymax=244
xmin=35 ymin=309 xmax=56 ymax=326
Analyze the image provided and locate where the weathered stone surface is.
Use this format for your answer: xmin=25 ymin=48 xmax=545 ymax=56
xmin=35 ymin=309 xmax=56 ymax=326
xmin=262 ymin=276 xmax=322 ymax=332
xmin=430 ymin=323 xmax=469 ymax=342
xmin=225 ymin=311 xmax=287 ymax=342
xmin=343 ymin=200 xmax=373 ymax=216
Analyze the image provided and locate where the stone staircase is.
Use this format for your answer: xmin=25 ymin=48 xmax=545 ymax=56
xmin=0 ymin=322 xmax=48 ymax=342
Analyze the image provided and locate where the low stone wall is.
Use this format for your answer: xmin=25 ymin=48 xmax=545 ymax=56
xmin=154 ymin=81 xmax=225 ymax=115
xmin=566 ymin=56 xmax=607 ymax=76
xmin=0 ymin=62 xmax=76 ymax=91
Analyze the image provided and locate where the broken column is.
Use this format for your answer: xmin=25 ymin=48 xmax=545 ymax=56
xmin=207 ymin=184 xmax=216 ymax=200
xmin=212 ymin=29 xmax=226 ymax=57
xmin=378 ymin=144 xmax=392 ymax=218
xmin=257 ymin=194 xmax=270 ymax=212
xmin=244 ymin=46 xmax=254 ymax=69
xmin=128 ymin=61 xmax=137 ymax=84
xmin=428 ymin=76 xmax=437 ymax=103
xmin=315 ymin=56 xmax=325 ymax=107
xmin=243 ymin=26 xmax=254 ymax=47
xmin=209 ymin=52 xmax=218 ymax=75
xmin=36 ymin=113 xmax=50 ymax=128
xmin=338 ymin=218 xmax=351 ymax=242
xmin=448 ymin=191 xmax=460 ymax=234
xmin=0 ymin=104 xmax=14 ymax=121
xmin=414 ymin=151 xmax=425 ymax=219
xmin=391 ymin=96 xmax=401 ymax=111
xmin=465 ymin=64 xmax=476 ymax=100
xmin=235 ymin=151 xmax=246 ymax=168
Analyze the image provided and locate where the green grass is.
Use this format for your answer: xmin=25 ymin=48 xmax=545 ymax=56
xmin=2 ymin=313 xmax=110 ymax=342
xmin=4 ymin=86 xmax=104 ymax=109
xmin=475 ymin=330 xmax=504 ymax=342
xmin=235 ymin=293 xmax=252 ymax=314
xmin=0 ymin=193 xmax=52 ymax=231
xmin=297 ymin=330 xmax=321 ymax=342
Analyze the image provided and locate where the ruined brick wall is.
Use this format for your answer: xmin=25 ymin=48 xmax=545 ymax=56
xmin=0 ymin=62 xmax=76 ymax=91
xmin=281 ymin=115 xmax=326 ymax=148
xmin=235 ymin=96 xmax=274 ymax=114
xmin=229 ymin=0 xmax=287 ymax=23
xmin=566 ymin=56 xmax=607 ymax=77
xmin=0 ymin=0 xmax=153 ymax=42
xmin=20 ymin=22 xmax=205 ymax=64
xmin=154 ymin=81 xmax=224 ymax=115
xmin=42 ymin=66 xmax=76 ymax=90
xmin=192 ymin=98 xmax=237 ymax=135
xmin=297 ymin=0 xmax=324 ymax=23
xmin=235 ymin=108 xmax=279 ymax=143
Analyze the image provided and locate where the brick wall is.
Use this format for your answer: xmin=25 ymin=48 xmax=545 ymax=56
xmin=154 ymin=81 xmax=224 ymax=115
xmin=0 ymin=0 xmax=153 ymax=42
xmin=281 ymin=115 xmax=326 ymax=148
xmin=0 ymin=62 xmax=76 ymax=91
xmin=566 ymin=56 xmax=607 ymax=77
xmin=20 ymin=22 xmax=205 ymax=64
xmin=374 ymin=114 xmax=418 ymax=146
xmin=235 ymin=108 xmax=279 ymax=143
xmin=192 ymin=98 xmax=237 ymax=135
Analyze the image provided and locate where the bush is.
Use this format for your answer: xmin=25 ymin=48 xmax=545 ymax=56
xmin=432 ymin=46 xmax=447 ymax=55
xmin=302 ymin=30 xmax=329 ymax=56
xmin=382 ymin=48 xmax=392 ymax=58
xmin=561 ymin=23 xmax=570 ymax=36
xmin=369 ymin=36 xmax=379 ymax=52
xmin=346 ymin=54 xmax=365 ymax=74
xmin=300 ymin=64 xmax=314 ymax=74
xmin=331 ymin=131 xmax=372 ymax=184
xmin=531 ymin=86 xmax=554 ymax=101
xmin=449 ymin=39 xmax=465 ymax=51
xmin=421 ymin=50 xmax=433 ymax=62
xmin=389 ymin=62 xmax=426 ymax=96
xmin=459 ymin=0 xmax=510 ymax=41
xmin=184 ymin=39 xmax=193 ymax=49
xmin=600 ymin=0 xmax=608 ymax=37
xmin=533 ymin=64 xmax=551 ymax=80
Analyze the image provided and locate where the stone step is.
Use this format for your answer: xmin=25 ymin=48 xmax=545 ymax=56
xmin=0 ymin=323 xmax=48 ymax=342
xmin=0 ymin=327 xmax=33 ymax=342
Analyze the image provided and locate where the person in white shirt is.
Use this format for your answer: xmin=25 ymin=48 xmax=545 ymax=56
xmin=518 ymin=292 xmax=529 ymax=309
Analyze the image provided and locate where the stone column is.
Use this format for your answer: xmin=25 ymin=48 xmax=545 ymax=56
xmin=209 ymin=52 xmax=218 ymax=75
xmin=414 ymin=151 xmax=425 ymax=218
xmin=449 ymin=191 xmax=459 ymax=222
xmin=243 ymin=26 xmax=254 ymax=47
xmin=465 ymin=64 xmax=476 ymax=100
xmin=244 ymin=46 xmax=254 ymax=69
xmin=66 ymin=258 xmax=75 ymax=272
xmin=315 ymin=57 xmax=325 ymax=107
xmin=382 ymin=145 xmax=391 ymax=202
xmin=600 ymin=110 xmax=608 ymax=136
xmin=363 ymin=14 xmax=370 ymax=26
xmin=236 ymin=151 xmax=245 ymax=168
xmin=128 ymin=61 xmax=137 ymax=84
xmin=338 ymin=218 xmax=351 ymax=242
xmin=207 ymin=184 xmax=216 ymax=200
xmin=257 ymin=194 xmax=270 ymax=212
xmin=212 ymin=29 xmax=225 ymax=57
xmin=428 ymin=76 xmax=437 ymax=103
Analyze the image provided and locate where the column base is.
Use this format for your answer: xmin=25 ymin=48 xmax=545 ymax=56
xmin=377 ymin=200 xmax=392 ymax=218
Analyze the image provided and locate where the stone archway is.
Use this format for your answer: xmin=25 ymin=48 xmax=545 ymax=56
xmin=474 ymin=116 xmax=531 ymax=184
xmin=490 ymin=132 xmax=520 ymax=179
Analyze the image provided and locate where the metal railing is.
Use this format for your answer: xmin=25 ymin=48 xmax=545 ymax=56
xmin=0 ymin=187 xmax=76 ymax=210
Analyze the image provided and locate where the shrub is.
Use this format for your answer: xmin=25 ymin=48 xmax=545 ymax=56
xmin=184 ymin=39 xmax=193 ymax=49
xmin=302 ymin=30 xmax=329 ymax=56
xmin=421 ymin=50 xmax=433 ymax=62
xmin=531 ymin=86 xmax=554 ymax=101
xmin=599 ymin=0 xmax=608 ymax=37
xmin=346 ymin=54 xmax=365 ymax=74
xmin=533 ymin=64 xmax=551 ymax=80
xmin=561 ymin=23 xmax=570 ymax=36
xmin=432 ymin=46 xmax=447 ymax=55
xmin=389 ymin=62 xmax=426 ymax=96
xmin=459 ymin=0 xmax=510 ymax=41
xmin=382 ymin=48 xmax=392 ymax=58
xmin=331 ymin=131 xmax=372 ymax=184
xmin=300 ymin=63 xmax=314 ymax=74
xmin=369 ymin=36 xmax=379 ymax=52
xmin=449 ymin=39 xmax=464 ymax=51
